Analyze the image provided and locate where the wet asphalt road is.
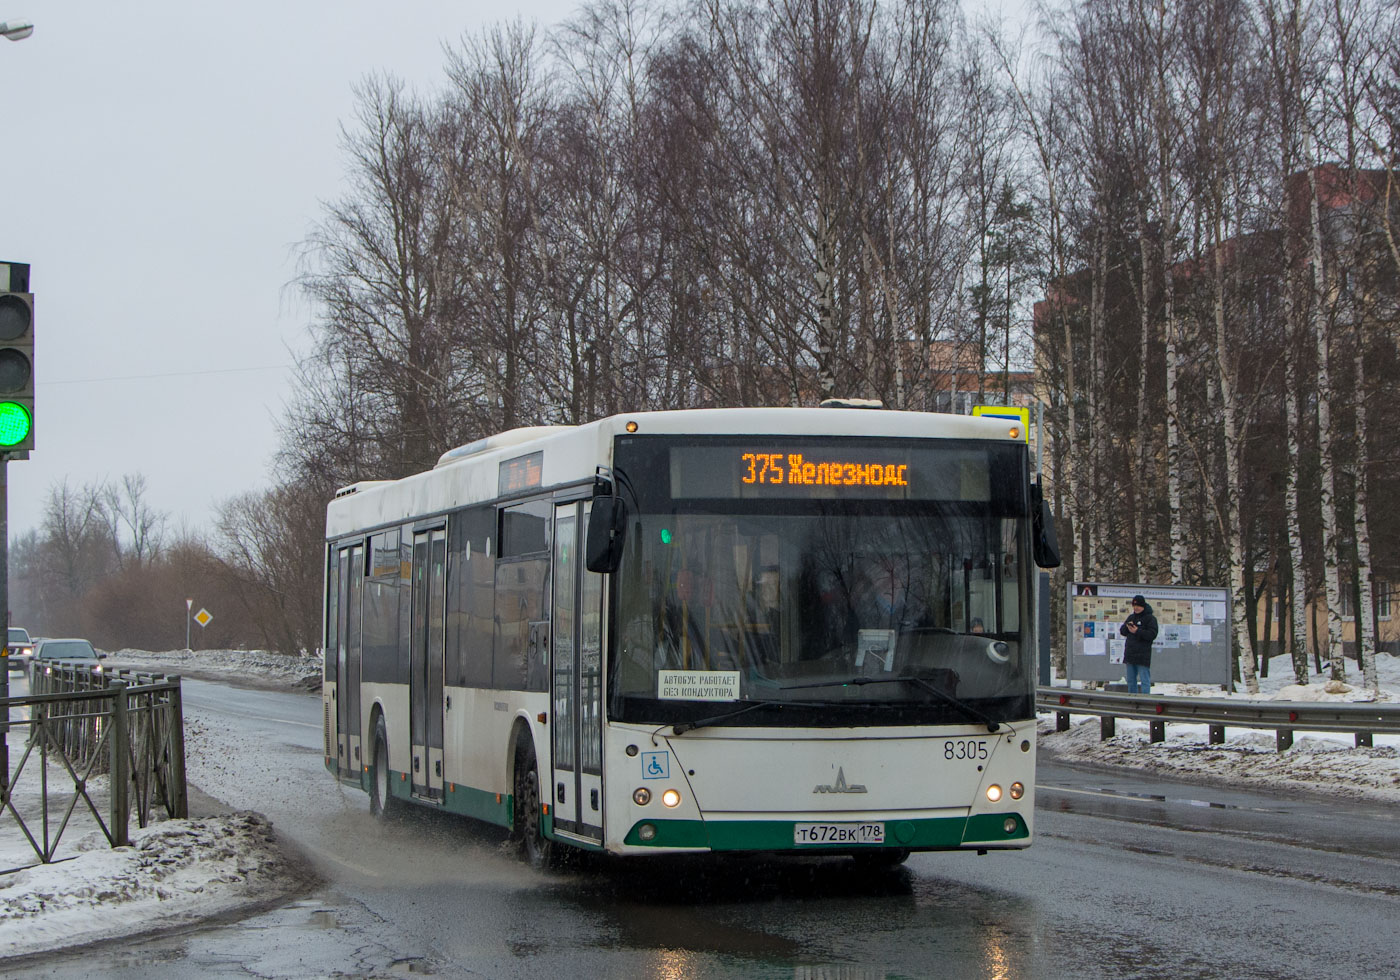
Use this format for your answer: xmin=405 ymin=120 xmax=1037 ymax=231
xmin=9 ymin=679 xmax=1400 ymax=979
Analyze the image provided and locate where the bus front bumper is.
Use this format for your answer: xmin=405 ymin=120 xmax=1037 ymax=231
xmin=618 ymin=811 xmax=1029 ymax=853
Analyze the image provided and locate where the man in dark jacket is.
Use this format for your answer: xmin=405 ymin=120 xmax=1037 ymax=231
xmin=1120 ymin=595 xmax=1159 ymax=693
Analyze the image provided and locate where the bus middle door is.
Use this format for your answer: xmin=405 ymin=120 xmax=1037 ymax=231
xmin=410 ymin=526 xmax=447 ymax=801
xmin=550 ymin=500 xmax=604 ymax=844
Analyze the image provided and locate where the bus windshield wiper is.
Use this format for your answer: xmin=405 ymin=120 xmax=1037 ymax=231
xmin=779 ymin=675 xmax=1001 ymax=732
xmin=669 ymin=698 xmax=842 ymax=735
xmin=671 ymin=699 xmax=784 ymax=734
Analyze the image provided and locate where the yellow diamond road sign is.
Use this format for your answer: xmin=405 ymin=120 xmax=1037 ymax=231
xmin=194 ymin=608 xmax=213 ymax=628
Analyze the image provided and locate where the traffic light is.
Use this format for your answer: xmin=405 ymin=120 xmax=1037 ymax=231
xmin=0 ymin=261 xmax=33 ymax=453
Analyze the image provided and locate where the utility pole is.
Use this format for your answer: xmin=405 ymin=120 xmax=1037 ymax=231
xmin=0 ymin=14 xmax=35 ymax=794
xmin=1 ymin=453 xmax=8 ymax=796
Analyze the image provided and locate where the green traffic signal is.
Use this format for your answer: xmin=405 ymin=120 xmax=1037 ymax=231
xmin=0 ymin=262 xmax=32 ymax=452
xmin=0 ymin=401 xmax=31 ymax=446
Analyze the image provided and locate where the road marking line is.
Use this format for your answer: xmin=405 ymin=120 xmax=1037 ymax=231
xmin=1041 ymin=784 xmax=1157 ymax=803
xmin=1039 ymin=783 xmax=1285 ymax=814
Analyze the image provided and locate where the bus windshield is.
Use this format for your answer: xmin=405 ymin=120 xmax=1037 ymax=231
xmin=609 ymin=435 xmax=1035 ymax=728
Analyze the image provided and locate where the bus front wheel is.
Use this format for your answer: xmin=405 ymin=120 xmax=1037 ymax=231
xmin=514 ymin=749 xmax=556 ymax=869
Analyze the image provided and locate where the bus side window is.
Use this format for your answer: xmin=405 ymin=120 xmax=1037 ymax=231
xmin=449 ymin=507 xmax=494 ymax=688
xmin=363 ymin=529 xmax=403 ymax=686
xmin=495 ymin=500 xmax=552 ymax=692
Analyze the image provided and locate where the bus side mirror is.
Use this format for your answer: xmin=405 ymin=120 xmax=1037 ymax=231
xmin=1031 ymin=481 xmax=1061 ymax=569
xmin=586 ymin=496 xmax=628 ymax=573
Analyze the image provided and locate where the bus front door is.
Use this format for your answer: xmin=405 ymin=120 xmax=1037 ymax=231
xmin=410 ymin=526 xmax=447 ymax=801
xmin=550 ymin=501 xmax=604 ymax=844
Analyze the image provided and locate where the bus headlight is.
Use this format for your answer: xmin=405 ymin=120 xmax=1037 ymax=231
xmin=638 ymin=823 xmax=657 ymax=841
xmin=662 ymin=789 xmax=682 ymax=808
xmin=986 ymin=784 xmax=1003 ymax=803
xmin=633 ymin=787 xmax=651 ymax=806
xmin=1009 ymin=782 xmax=1024 ymax=800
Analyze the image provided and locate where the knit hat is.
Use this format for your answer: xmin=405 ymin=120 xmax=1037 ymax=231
xmin=1131 ymin=594 xmax=1146 ymax=606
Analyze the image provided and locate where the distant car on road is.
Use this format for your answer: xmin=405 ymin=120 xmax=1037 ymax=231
xmin=6 ymin=626 xmax=33 ymax=673
xmin=29 ymin=637 xmax=104 ymax=681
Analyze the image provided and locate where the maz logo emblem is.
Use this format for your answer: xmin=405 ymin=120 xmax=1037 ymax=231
xmin=813 ymin=766 xmax=867 ymax=794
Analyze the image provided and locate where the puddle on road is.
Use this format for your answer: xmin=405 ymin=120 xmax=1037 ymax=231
xmin=597 ymin=900 xmax=805 ymax=958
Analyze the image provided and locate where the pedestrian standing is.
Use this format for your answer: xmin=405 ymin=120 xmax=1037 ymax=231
xmin=1120 ymin=595 xmax=1158 ymax=693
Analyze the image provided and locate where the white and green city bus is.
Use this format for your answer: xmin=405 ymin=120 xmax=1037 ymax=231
xmin=323 ymin=405 xmax=1060 ymax=865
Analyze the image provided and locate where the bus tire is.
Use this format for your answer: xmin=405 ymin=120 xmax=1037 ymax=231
xmin=514 ymin=748 xmax=556 ymax=869
xmin=370 ymin=716 xmax=400 ymax=821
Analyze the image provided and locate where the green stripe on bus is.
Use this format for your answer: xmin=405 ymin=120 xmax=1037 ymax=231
xmin=356 ymin=770 xmax=516 ymax=829
xmin=623 ymin=814 xmax=1028 ymax=850
xmin=444 ymin=784 xmax=514 ymax=827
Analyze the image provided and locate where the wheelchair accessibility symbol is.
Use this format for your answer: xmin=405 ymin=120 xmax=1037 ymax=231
xmin=641 ymin=751 xmax=669 ymax=779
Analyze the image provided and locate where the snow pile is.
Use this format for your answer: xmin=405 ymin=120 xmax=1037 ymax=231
xmin=107 ymin=648 xmax=323 ymax=689
xmin=1 ymin=659 xmax=316 ymax=964
xmin=0 ymin=812 xmax=307 ymax=961
xmin=1040 ymin=652 xmax=1400 ymax=803
xmin=1269 ymin=678 xmax=1386 ymax=702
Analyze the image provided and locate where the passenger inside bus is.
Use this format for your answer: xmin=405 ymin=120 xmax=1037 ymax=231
xmin=613 ymin=510 xmax=1024 ymax=701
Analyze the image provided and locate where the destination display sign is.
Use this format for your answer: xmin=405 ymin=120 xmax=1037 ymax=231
xmin=667 ymin=441 xmax=1000 ymax=501
xmin=498 ymin=451 xmax=543 ymax=495
xmin=741 ymin=452 xmax=909 ymax=489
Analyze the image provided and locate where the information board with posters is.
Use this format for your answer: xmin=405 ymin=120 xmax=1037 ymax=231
xmin=1065 ymin=583 xmax=1231 ymax=686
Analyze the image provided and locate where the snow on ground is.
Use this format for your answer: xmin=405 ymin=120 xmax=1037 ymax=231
xmin=2 ymin=647 xmax=1399 ymax=961
xmin=0 ymin=812 xmax=304 ymax=961
xmin=1039 ymin=652 xmax=1400 ymax=804
xmin=0 ymin=649 xmax=320 ymax=962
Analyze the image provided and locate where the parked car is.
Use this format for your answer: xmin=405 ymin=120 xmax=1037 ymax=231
xmin=29 ymin=637 xmax=104 ymax=681
xmin=6 ymin=626 xmax=33 ymax=673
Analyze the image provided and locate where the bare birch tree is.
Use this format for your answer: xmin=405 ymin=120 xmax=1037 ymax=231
xmin=1318 ymin=0 xmax=1387 ymax=691
xmin=1260 ymin=0 xmax=1318 ymax=683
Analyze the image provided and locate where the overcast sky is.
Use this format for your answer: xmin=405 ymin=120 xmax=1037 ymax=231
xmin=0 ymin=0 xmax=587 ymax=538
xmin=1 ymin=0 xmax=1026 ymax=542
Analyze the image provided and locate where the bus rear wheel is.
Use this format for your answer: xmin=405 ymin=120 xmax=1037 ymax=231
xmin=514 ymin=750 xmax=557 ymax=869
xmin=370 ymin=717 xmax=400 ymax=820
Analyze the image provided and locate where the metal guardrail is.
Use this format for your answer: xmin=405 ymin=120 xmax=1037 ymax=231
xmin=1037 ymin=686 xmax=1400 ymax=751
xmin=1 ymin=664 xmax=187 ymax=870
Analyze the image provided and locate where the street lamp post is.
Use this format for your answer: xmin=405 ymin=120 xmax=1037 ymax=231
xmin=0 ymin=20 xmax=33 ymax=41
